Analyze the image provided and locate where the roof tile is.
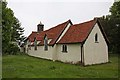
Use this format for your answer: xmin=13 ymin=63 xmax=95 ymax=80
xmin=58 ymin=19 xmax=96 ymax=43
xmin=28 ymin=20 xmax=70 ymax=45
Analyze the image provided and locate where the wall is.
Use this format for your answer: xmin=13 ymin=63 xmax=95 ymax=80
xmin=25 ymin=40 xmax=29 ymax=53
xmin=28 ymin=45 xmax=54 ymax=60
xmin=83 ymin=23 xmax=108 ymax=65
xmin=28 ymin=43 xmax=82 ymax=64
xmin=56 ymin=44 xmax=81 ymax=64
xmin=27 ymin=22 xmax=72 ymax=61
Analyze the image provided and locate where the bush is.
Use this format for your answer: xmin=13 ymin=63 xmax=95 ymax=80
xmin=3 ymin=43 xmax=20 ymax=55
xmin=8 ymin=43 xmax=20 ymax=55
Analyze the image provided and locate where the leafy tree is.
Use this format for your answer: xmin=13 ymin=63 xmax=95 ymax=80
xmin=2 ymin=1 xmax=25 ymax=54
xmin=100 ymin=1 xmax=120 ymax=53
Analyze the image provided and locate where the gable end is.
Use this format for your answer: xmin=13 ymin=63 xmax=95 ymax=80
xmin=83 ymin=19 xmax=109 ymax=45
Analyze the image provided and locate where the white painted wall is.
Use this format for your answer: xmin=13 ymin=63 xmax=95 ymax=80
xmin=28 ymin=43 xmax=82 ymax=64
xmin=27 ymin=22 xmax=72 ymax=61
xmin=56 ymin=44 xmax=81 ymax=64
xmin=25 ymin=40 xmax=29 ymax=53
xmin=83 ymin=23 xmax=108 ymax=65
xmin=28 ymin=46 xmax=53 ymax=60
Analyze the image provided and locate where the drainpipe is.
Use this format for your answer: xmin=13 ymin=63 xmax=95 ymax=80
xmin=81 ymin=44 xmax=85 ymax=66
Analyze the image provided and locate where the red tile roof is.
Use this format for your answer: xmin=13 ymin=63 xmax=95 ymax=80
xmin=58 ymin=19 xmax=96 ymax=43
xmin=28 ymin=20 xmax=71 ymax=45
xmin=28 ymin=31 xmax=38 ymax=42
xmin=28 ymin=18 xmax=109 ymax=45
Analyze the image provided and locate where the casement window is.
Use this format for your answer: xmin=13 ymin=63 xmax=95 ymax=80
xmin=44 ymin=36 xmax=48 ymax=51
xmin=34 ymin=38 xmax=37 ymax=50
xmin=62 ymin=45 xmax=67 ymax=52
xmin=95 ymin=33 xmax=98 ymax=43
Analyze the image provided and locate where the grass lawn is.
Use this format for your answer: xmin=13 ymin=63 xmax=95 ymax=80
xmin=2 ymin=54 xmax=118 ymax=78
xmin=0 ymin=55 xmax=1 ymax=78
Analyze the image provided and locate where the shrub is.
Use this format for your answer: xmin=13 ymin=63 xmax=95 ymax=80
xmin=4 ymin=43 xmax=20 ymax=55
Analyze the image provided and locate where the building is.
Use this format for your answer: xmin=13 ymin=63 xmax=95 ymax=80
xmin=24 ymin=18 xmax=109 ymax=66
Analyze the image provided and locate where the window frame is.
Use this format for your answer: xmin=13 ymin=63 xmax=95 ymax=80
xmin=44 ymin=36 xmax=48 ymax=51
xmin=62 ymin=44 xmax=68 ymax=53
xmin=34 ymin=38 xmax=37 ymax=50
xmin=95 ymin=33 xmax=99 ymax=43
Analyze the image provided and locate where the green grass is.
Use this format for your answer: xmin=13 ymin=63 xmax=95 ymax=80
xmin=2 ymin=54 xmax=118 ymax=78
xmin=0 ymin=55 xmax=2 ymax=78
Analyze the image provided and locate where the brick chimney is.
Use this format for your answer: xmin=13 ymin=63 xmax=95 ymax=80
xmin=37 ymin=21 xmax=44 ymax=32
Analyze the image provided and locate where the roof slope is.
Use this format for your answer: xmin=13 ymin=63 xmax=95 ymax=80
xmin=28 ymin=20 xmax=71 ymax=45
xmin=58 ymin=19 xmax=96 ymax=43
xmin=28 ymin=18 xmax=109 ymax=45
xmin=28 ymin=31 xmax=37 ymax=42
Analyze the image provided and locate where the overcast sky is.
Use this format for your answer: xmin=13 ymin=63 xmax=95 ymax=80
xmin=7 ymin=0 xmax=114 ymax=36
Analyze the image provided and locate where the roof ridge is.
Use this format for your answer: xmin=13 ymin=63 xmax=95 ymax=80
xmin=73 ymin=19 xmax=95 ymax=26
xmin=57 ymin=18 xmax=97 ymax=44
xmin=43 ymin=20 xmax=70 ymax=32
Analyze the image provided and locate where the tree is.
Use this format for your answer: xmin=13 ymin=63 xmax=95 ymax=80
xmin=110 ymin=1 xmax=120 ymax=53
xmin=2 ymin=1 xmax=25 ymax=54
xmin=100 ymin=1 xmax=120 ymax=53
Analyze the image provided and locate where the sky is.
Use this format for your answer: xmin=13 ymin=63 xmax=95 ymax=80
xmin=7 ymin=0 xmax=114 ymax=37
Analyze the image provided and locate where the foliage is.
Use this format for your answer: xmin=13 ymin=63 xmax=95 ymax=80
xmin=100 ymin=1 xmax=120 ymax=53
xmin=2 ymin=54 xmax=118 ymax=78
xmin=7 ymin=43 xmax=20 ymax=55
xmin=2 ymin=1 xmax=25 ymax=54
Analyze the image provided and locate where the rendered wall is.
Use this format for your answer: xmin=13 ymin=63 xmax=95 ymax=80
xmin=28 ymin=46 xmax=53 ymax=60
xmin=56 ymin=44 xmax=81 ymax=64
xmin=83 ymin=23 xmax=108 ymax=65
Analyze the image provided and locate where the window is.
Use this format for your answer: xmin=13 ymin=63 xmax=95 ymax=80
xmin=62 ymin=45 xmax=67 ymax=52
xmin=95 ymin=33 xmax=98 ymax=43
xmin=44 ymin=36 xmax=48 ymax=51
xmin=28 ymin=45 xmax=31 ymax=50
xmin=28 ymin=41 xmax=31 ymax=50
xmin=34 ymin=38 xmax=37 ymax=50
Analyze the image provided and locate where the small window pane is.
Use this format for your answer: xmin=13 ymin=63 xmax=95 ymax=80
xmin=95 ymin=33 xmax=98 ymax=42
xmin=34 ymin=39 xmax=37 ymax=50
xmin=62 ymin=45 xmax=67 ymax=52
xmin=44 ymin=37 xmax=48 ymax=51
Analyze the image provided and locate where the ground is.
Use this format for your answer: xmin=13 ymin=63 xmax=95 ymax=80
xmin=0 ymin=55 xmax=1 ymax=78
xmin=2 ymin=54 xmax=119 ymax=78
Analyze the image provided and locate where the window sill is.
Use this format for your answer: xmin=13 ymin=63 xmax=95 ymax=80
xmin=95 ymin=41 xmax=99 ymax=43
xmin=62 ymin=51 xmax=68 ymax=53
xmin=44 ymin=50 xmax=48 ymax=51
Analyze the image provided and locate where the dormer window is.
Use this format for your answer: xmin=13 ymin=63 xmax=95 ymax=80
xmin=34 ymin=38 xmax=37 ymax=50
xmin=95 ymin=33 xmax=98 ymax=43
xmin=44 ymin=36 xmax=48 ymax=51
xmin=37 ymin=41 xmax=41 ymax=45
xmin=48 ymin=39 xmax=52 ymax=44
